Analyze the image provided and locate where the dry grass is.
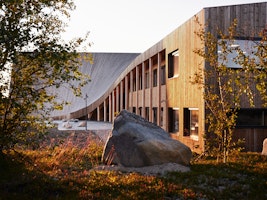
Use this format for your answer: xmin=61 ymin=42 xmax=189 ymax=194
xmin=0 ymin=129 xmax=266 ymax=199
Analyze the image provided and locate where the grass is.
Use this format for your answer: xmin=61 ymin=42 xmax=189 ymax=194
xmin=0 ymin=129 xmax=266 ymax=199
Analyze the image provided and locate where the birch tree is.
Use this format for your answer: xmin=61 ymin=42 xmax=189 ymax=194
xmin=192 ymin=18 xmax=267 ymax=162
xmin=0 ymin=0 xmax=90 ymax=150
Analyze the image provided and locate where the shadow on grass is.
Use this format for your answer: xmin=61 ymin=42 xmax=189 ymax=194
xmin=165 ymin=154 xmax=267 ymax=200
xmin=0 ymin=152 xmax=79 ymax=200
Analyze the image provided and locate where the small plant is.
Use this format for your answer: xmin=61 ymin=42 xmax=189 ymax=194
xmin=114 ymin=111 xmax=120 ymax=117
xmin=104 ymin=144 xmax=116 ymax=166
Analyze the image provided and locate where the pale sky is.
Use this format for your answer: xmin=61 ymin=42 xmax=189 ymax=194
xmin=62 ymin=0 xmax=267 ymax=53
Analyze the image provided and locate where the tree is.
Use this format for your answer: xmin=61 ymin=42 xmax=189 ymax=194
xmin=0 ymin=0 xmax=90 ymax=150
xmin=192 ymin=17 xmax=267 ymax=162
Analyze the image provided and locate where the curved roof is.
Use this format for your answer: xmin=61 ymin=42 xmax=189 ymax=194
xmin=51 ymin=52 xmax=139 ymax=118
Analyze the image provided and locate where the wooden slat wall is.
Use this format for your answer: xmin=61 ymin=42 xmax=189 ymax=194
xmin=69 ymin=3 xmax=267 ymax=153
xmin=163 ymin=2 xmax=267 ymax=153
xmin=204 ymin=3 xmax=267 ymax=152
xmin=162 ymin=10 xmax=205 ymax=153
xmin=205 ymin=3 xmax=267 ymax=37
xmin=234 ymin=128 xmax=267 ymax=152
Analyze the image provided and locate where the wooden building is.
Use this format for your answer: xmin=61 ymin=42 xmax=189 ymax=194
xmin=53 ymin=2 xmax=267 ymax=153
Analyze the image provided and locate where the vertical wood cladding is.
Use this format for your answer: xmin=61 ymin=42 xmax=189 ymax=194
xmin=161 ymin=9 xmax=205 ymax=153
xmin=203 ymin=3 xmax=267 ymax=152
xmin=67 ymin=3 xmax=266 ymax=153
xmin=205 ymin=3 xmax=267 ymax=36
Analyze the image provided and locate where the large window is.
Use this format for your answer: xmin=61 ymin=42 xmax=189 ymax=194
xmin=184 ymin=108 xmax=199 ymax=138
xmin=160 ymin=107 xmax=164 ymax=127
xmin=168 ymin=49 xmax=179 ymax=78
xmin=139 ymin=69 xmax=142 ymax=90
xmin=153 ymin=107 xmax=157 ymax=124
xmin=138 ymin=107 xmax=142 ymax=116
xmin=145 ymin=107 xmax=149 ymax=121
xmin=217 ymin=39 xmax=262 ymax=69
xmin=161 ymin=65 xmax=166 ymax=85
xmin=236 ymin=109 xmax=267 ymax=127
xmin=145 ymin=72 xmax=149 ymax=89
xmin=153 ymin=69 xmax=157 ymax=87
xmin=133 ymin=74 xmax=136 ymax=91
xmin=168 ymin=108 xmax=179 ymax=133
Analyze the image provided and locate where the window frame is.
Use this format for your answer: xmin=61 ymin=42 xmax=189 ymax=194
xmin=168 ymin=49 xmax=179 ymax=78
xmin=183 ymin=108 xmax=199 ymax=139
xmin=153 ymin=68 xmax=157 ymax=87
xmin=236 ymin=108 xmax=267 ymax=128
xmin=161 ymin=65 xmax=166 ymax=85
xmin=168 ymin=107 xmax=179 ymax=133
xmin=217 ymin=37 xmax=263 ymax=69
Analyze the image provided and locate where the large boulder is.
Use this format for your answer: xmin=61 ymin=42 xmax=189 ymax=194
xmin=262 ymin=138 xmax=267 ymax=155
xmin=102 ymin=110 xmax=192 ymax=167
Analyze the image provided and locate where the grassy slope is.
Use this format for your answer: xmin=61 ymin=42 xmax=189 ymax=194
xmin=0 ymin=130 xmax=266 ymax=200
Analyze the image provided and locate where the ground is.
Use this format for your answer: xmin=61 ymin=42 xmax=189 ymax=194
xmin=45 ymin=127 xmax=191 ymax=176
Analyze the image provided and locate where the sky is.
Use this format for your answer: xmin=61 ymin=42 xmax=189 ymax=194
xmin=62 ymin=0 xmax=267 ymax=53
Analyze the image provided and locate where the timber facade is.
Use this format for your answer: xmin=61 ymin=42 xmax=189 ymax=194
xmin=54 ymin=2 xmax=267 ymax=153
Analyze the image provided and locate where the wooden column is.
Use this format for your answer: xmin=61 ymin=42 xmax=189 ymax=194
xmin=120 ymin=81 xmax=123 ymax=111
xmin=104 ymin=99 xmax=107 ymax=122
xmin=129 ymin=71 xmax=133 ymax=112
xmin=125 ymin=75 xmax=129 ymax=110
xmin=97 ymin=106 xmax=100 ymax=121
xmin=136 ymin=66 xmax=139 ymax=113
xmin=112 ymin=90 xmax=115 ymax=122
xmin=142 ymin=62 xmax=145 ymax=118
xmin=149 ymin=58 xmax=153 ymax=122
xmin=116 ymin=85 xmax=119 ymax=113
xmin=157 ymin=53 xmax=161 ymax=126
xmin=109 ymin=94 xmax=112 ymax=122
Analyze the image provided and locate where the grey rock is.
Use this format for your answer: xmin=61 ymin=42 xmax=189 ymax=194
xmin=78 ymin=121 xmax=86 ymax=127
xmin=102 ymin=110 xmax=192 ymax=167
xmin=62 ymin=121 xmax=72 ymax=129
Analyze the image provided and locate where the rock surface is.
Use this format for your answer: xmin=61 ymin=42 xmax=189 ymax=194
xmin=62 ymin=121 xmax=72 ymax=129
xmin=78 ymin=121 xmax=86 ymax=127
xmin=102 ymin=110 xmax=192 ymax=167
xmin=262 ymin=138 xmax=267 ymax=155
xmin=94 ymin=163 xmax=190 ymax=176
